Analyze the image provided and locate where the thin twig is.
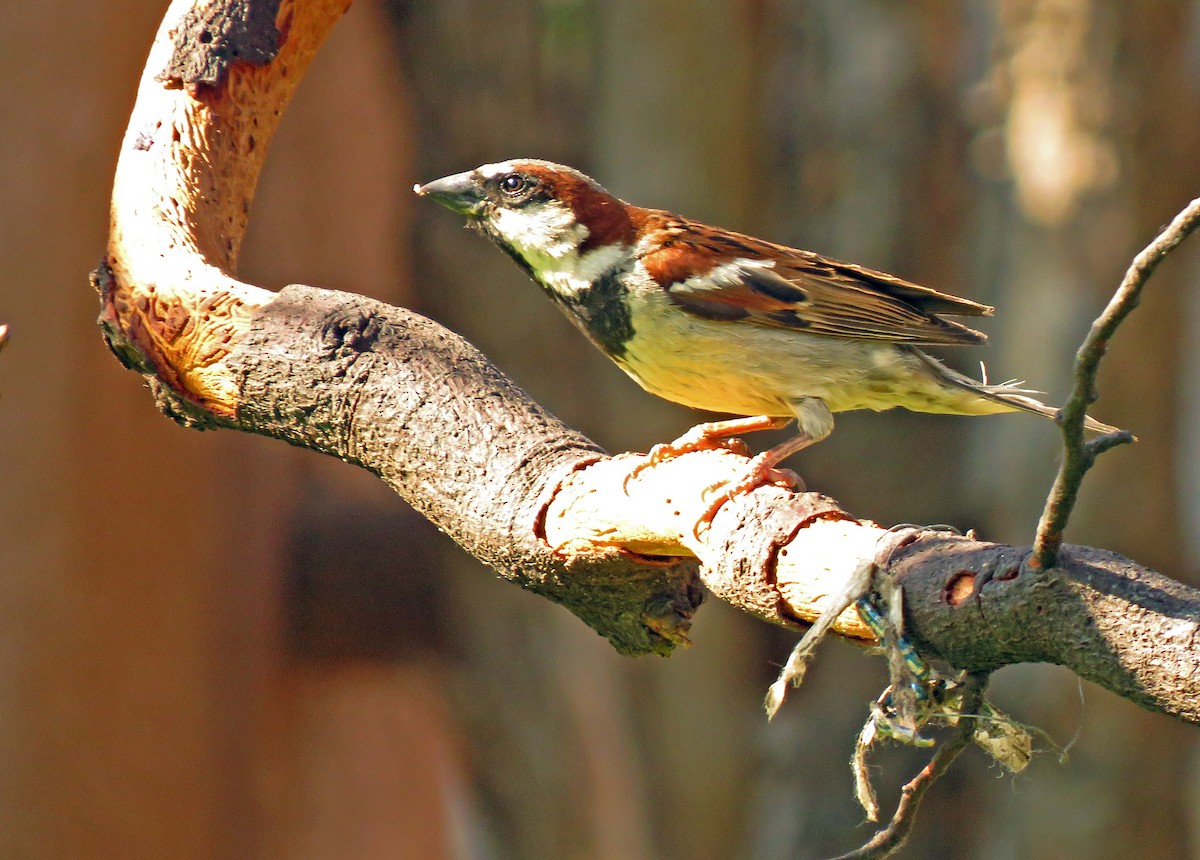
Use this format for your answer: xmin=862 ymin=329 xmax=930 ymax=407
xmin=764 ymin=558 xmax=875 ymax=719
xmin=1032 ymin=196 xmax=1200 ymax=569
xmin=832 ymin=677 xmax=986 ymax=860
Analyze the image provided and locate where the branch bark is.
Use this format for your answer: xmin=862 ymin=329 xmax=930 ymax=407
xmin=98 ymin=0 xmax=1200 ymax=724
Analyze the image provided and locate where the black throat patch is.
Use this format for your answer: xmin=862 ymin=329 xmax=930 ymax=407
xmin=551 ymin=265 xmax=635 ymax=360
xmin=480 ymin=220 xmax=635 ymax=359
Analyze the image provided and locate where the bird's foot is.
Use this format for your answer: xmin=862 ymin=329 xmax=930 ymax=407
xmin=693 ymin=453 xmax=805 ymax=536
xmin=623 ymin=416 xmax=793 ymax=492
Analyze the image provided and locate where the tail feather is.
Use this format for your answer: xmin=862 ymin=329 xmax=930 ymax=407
xmin=972 ymin=381 xmax=1120 ymax=435
xmin=911 ymin=349 xmax=1122 ymax=435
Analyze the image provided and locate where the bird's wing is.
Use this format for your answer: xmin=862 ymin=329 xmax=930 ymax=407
xmin=641 ymin=219 xmax=992 ymax=347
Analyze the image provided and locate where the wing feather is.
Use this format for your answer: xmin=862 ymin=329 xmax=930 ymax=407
xmin=638 ymin=212 xmax=992 ymax=347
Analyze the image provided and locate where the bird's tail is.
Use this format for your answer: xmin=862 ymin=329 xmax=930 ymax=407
xmin=969 ymin=380 xmax=1120 ymax=434
xmin=910 ymin=349 xmax=1121 ymax=435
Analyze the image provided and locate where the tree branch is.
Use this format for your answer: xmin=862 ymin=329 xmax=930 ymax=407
xmin=98 ymin=0 xmax=1200 ymax=725
xmin=1032 ymin=196 xmax=1200 ymax=568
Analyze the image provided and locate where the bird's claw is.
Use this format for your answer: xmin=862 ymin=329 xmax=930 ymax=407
xmin=693 ymin=460 xmax=805 ymax=537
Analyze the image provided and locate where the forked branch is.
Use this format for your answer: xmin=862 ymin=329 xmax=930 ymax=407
xmin=1032 ymin=196 xmax=1200 ymax=569
xmin=834 ymin=676 xmax=985 ymax=860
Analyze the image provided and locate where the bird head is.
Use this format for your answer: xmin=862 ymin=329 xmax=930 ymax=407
xmin=415 ymin=160 xmax=638 ymax=296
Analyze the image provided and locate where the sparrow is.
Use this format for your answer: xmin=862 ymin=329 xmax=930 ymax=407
xmin=415 ymin=159 xmax=1118 ymax=501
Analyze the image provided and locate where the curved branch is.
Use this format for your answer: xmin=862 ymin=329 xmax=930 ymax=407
xmin=98 ymin=0 xmax=1200 ymax=722
xmin=98 ymin=0 xmax=706 ymax=656
xmin=100 ymin=0 xmax=340 ymax=418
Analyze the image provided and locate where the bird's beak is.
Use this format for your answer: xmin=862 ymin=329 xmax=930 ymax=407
xmin=413 ymin=171 xmax=486 ymax=217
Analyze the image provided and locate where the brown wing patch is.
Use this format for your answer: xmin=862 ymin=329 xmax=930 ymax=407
xmin=773 ymin=259 xmax=988 ymax=344
xmin=636 ymin=209 xmax=742 ymax=284
xmin=643 ymin=241 xmax=722 ymax=287
xmin=635 ymin=211 xmax=991 ymax=346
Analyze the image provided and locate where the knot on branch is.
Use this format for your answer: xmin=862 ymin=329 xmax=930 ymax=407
xmin=319 ymin=305 xmax=385 ymax=366
xmin=541 ymin=551 xmax=705 ymax=657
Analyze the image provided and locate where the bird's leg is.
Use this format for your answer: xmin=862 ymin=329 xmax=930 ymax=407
xmin=695 ymin=398 xmax=834 ymax=533
xmin=701 ymin=431 xmax=814 ymax=502
xmin=651 ymin=415 xmax=795 ymax=461
xmin=624 ymin=415 xmax=794 ymax=491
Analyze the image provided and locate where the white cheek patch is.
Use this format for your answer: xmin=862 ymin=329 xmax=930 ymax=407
xmin=572 ymin=243 xmax=628 ymax=282
xmin=537 ymin=243 xmax=629 ymax=299
xmin=492 ymin=202 xmax=588 ymax=261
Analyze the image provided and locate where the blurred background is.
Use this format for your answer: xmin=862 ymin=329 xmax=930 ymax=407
xmin=4 ymin=0 xmax=1200 ymax=857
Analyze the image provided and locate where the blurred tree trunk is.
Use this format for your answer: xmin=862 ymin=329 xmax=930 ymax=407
xmin=968 ymin=2 xmax=1200 ymax=858
xmin=0 ymin=0 xmax=281 ymax=854
xmin=0 ymin=1 xmax=259 ymax=855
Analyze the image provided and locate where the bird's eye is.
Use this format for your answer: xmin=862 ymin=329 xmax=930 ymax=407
xmin=500 ymin=173 xmax=530 ymax=195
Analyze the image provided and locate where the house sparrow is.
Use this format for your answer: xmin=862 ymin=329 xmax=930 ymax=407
xmin=416 ymin=159 xmax=1117 ymax=500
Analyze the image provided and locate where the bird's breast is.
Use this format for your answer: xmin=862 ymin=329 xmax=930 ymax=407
xmin=612 ymin=267 xmax=954 ymax=417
